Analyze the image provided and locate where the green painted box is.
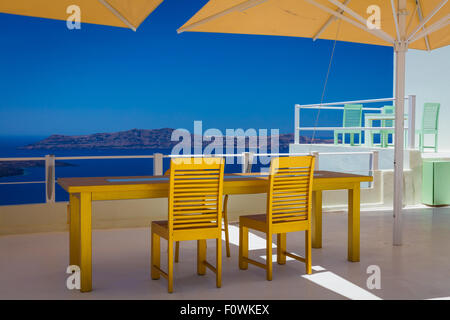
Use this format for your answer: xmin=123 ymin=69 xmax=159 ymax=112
xmin=422 ymin=159 xmax=450 ymax=206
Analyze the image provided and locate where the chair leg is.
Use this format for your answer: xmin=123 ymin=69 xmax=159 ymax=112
xmin=216 ymin=238 xmax=222 ymax=288
xmin=151 ymin=231 xmax=160 ymax=280
xmin=277 ymin=233 xmax=286 ymax=265
xmin=175 ymin=241 xmax=179 ymax=263
xmin=197 ymin=239 xmax=207 ymax=275
xmin=334 ymin=132 xmax=338 ymax=145
xmin=305 ymin=229 xmax=312 ymax=275
xmin=419 ymin=133 xmax=424 ymax=152
xmin=350 ymin=133 xmax=355 ymax=146
xmin=168 ymin=240 xmax=174 ymax=293
xmin=266 ymin=233 xmax=273 ymax=281
xmin=239 ymin=225 xmax=248 ymax=270
xmin=434 ymin=133 xmax=438 ymax=152
xmin=223 ymin=202 xmax=231 ymax=258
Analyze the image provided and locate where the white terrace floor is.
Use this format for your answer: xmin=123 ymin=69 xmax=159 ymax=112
xmin=1 ymin=207 xmax=450 ymax=300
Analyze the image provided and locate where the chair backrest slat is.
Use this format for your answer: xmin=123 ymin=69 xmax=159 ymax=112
xmin=382 ymin=105 xmax=395 ymax=127
xmin=267 ymin=156 xmax=315 ymax=226
xmin=343 ymin=104 xmax=363 ymax=127
xmin=168 ymin=158 xmax=224 ymax=232
xmin=422 ymin=103 xmax=440 ymax=131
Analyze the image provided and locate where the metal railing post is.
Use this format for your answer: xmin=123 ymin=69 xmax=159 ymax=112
xmin=369 ymin=150 xmax=379 ymax=188
xmin=295 ymin=105 xmax=300 ymax=144
xmin=311 ymin=151 xmax=319 ymax=171
xmin=241 ymin=152 xmax=247 ymax=173
xmin=241 ymin=152 xmax=254 ymax=173
xmin=45 ymin=154 xmax=55 ymax=203
xmin=153 ymin=153 xmax=163 ymax=176
xmin=408 ymin=95 xmax=416 ymax=149
xmin=247 ymin=152 xmax=254 ymax=173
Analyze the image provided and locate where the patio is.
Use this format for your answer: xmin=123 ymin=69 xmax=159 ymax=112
xmin=0 ymin=0 xmax=448 ymax=303
xmin=2 ymin=207 xmax=449 ymax=300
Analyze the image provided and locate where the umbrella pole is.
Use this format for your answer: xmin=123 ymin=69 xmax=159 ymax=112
xmin=393 ymin=0 xmax=408 ymax=246
xmin=393 ymin=45 xmax=406 ymax=246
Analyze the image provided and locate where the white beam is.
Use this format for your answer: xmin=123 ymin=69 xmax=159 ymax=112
xmin=390 ymin=0 xmax=401 ymax=41
xmin=304 ymin=0 xmax=394 ymax=44
xmin=238 ymin=0 xmax=268 ymax=11
xmin=407 ymin=0 xmax=448 ymax=42
xmin=409 ymin=14 xmax=450 ymax=43
xmin=98 ymin=0 xmax=136 ymax=31
xmin=325 ymin=0 xmax=395 ymax=43
xmin=177 ymin=0 xmax=268 ymax=33
xmin=417 ymin=0 xmax=431 ymax=51
xmin=313 ymin=0 xmax=351 ymax=41
xmin=307 ymin=0 xmax=385 ymax=43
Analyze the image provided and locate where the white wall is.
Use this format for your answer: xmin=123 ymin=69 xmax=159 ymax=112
xmin=405 ymin=46 xmax=450 ymax=152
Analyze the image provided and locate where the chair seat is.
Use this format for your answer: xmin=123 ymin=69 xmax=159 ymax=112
xmin=240 ymin=214 xmax=267 ymax=232
xmin=242 ymin=214 xmax=266 ymax=222
xmin=153 ymin=220 xmax=168 ymax=227
xmin=240 ymin=214 xmax=308 ymax=233
xmin=152 ymin=220 xmax=169 ymax=239
xmin=152 ymin=219 xmax=220 ymax=241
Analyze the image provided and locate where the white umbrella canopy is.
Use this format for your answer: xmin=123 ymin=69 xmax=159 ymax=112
xmin=178 ymin=0 xmax=450 ymax=245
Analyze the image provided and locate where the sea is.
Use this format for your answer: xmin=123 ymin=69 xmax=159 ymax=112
xmin=0 ymin=136 xmax=289 ymax=206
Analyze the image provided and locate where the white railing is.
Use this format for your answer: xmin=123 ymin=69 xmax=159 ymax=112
xmin=294 ymin=95 xmax=416 ymax=149
xmin=0 ymin=150 xmax=380 ymax=204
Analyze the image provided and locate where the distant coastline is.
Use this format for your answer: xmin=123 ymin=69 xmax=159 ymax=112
xmin=0 ymin=161 xmax=75 ymax=178
xmin=20 ymin=128 xmax=332 ymax=150
xmin=0 ymin=128 xmax=332 ymax=179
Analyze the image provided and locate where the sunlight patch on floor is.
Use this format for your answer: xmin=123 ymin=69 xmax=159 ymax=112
xmin=223 ymin=224 xmax=276 ymax=250
xmin=302 ymin=271 xmax=382 ymax=300
xmin=259 ymin=254 xmax=295 ymax=262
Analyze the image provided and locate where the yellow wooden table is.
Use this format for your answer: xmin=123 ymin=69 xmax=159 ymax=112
xmin=58 ymin=171 xmax=372 ymax=292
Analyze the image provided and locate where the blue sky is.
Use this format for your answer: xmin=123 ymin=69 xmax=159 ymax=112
xmin=0 ymin=0 xmax=393 ymax=137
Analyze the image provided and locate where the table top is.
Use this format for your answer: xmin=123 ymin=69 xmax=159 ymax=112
xmin=58 ymin=171 xmax=373 ymax=194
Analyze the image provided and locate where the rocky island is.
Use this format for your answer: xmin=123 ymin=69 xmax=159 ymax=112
xmin=0 ymin=128 xmax=331 ymax=178
xmin=20 ymin=128 xmax=331 ymax=150
xmin=0 ymin=161 xmax=75 ymax=178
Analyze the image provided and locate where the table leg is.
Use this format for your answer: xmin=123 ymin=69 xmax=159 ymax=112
xmin=69 ymin=194 xmax=80 ymax=267
xmin=79 ymin=192 xmax=92 ymax=292
xmin=348 ymin=184 xmax=360 ymax=262
xmin=311 ymin=190 xmax=322 ymax=248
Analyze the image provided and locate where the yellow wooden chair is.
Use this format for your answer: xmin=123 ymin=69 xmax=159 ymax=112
xmin=164 ymin=171 xmax=231 ymax=262
xmin=151 ymin=158 xmax=225 ymax=293
xmin=239 ymin=156 xmax=315 ymax=280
